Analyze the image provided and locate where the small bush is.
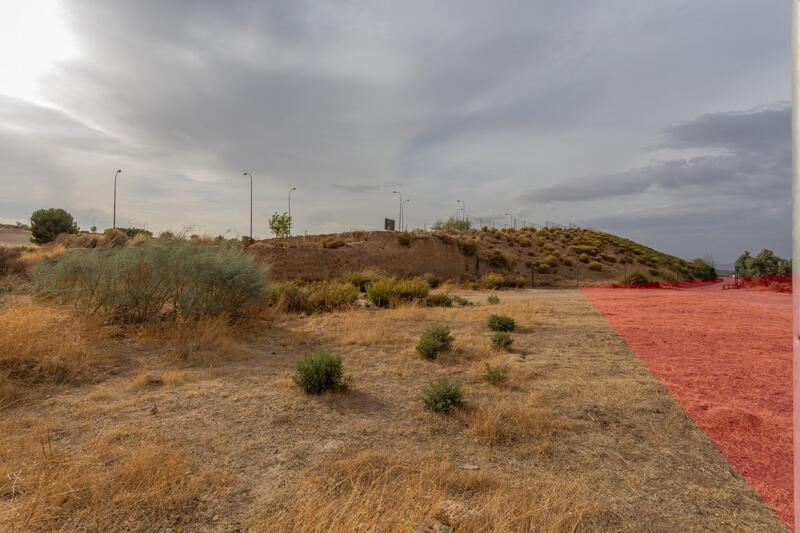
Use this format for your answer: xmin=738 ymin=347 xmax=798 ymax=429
xmin=366 ymin=277 xmax=429 ymax=307
xmin=572 ymin=245 xmax=597 ymax=256
xmin=459 ymin=239 xmax=478 ymax=256
xmin=601 ymin=253 xmax=617 ymax=263
xmin=588 ymin=261 xmax=602 ymax=272
xmin=648 ymin=268 xmax=661 ymax=277
xmin=294 ymin=350 xmax=348 ymax=394
xmin=479 ymin=272 xmax=504 ymax=290
xmin=422 ymin=272 xmax=442 ymax=288
xmin=490 ymin=331 xmax=513 ymax=350
xmin=536 ymin=264 xmax=552 ymax=274
xmin=487 ymin=314 xmax=515 ymax=332
xmin=343 ymin=270 xmax=380 ymax=292
xmin=487 ymin=294 xmax=500 ymax=305
xmin=304 ymin=281 xmax=359 ymax=312
xmin=416 ymin=324 xmax=454 ymax=359
xmin=482 ymin=363 xmax=508 ymax=386
xmin=512 ymin=275 xmax=527 ymax=288
xmin=452 ymin=295 xmax=472 ymax=306
xmin=421 ymin=378 xmax=463 ymax=413
xmin=486 ymin=251 xmax=509 ymax=269
xmin=561 ymin=258 xmax=573 ymax=266
xmin=578 ymin=253 xmax=590 ymax=263
xmin=625 ymin=272 xmax=649 ymax=286
xmin=542 ymin=255 xmax=559 ymax=268
xmin=425 ymin=293 xmax=453 ymax=307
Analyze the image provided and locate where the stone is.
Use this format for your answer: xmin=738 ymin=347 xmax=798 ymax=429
xmin=144 ymin=370 xmax=163 ymax=385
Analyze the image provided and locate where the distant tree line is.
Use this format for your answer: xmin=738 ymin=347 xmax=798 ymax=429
xmin=735 ymin=249 xmax=791 ymax=277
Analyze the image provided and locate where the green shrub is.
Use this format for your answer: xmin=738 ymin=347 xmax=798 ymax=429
xmin=416 ymin=324 xmax=454 ymax=359
xmin=561 ymin=258 xmax=573 ymax=266
xmin=343 ymin=270 xmax=381 ymax=292
xmin=572 ymin=245 xmax=597 ymax=256
xmin=452 ymin=295 xmax=473 ymax=306
xmin=542 ymin=255 xmax=559 ymax=267
xmin=30 ymin=208 xmax=79 ymax=244
xmin=421 ymin=378 xmax=463 ymax=413
xmin=487 ymin=294 xmax=500 ymax=305
xmin=490 ymin=331 xmax=513 ymax=350
xmin=648 ymin=268 xmax=661 ymax=277
xmin=426 ymin=293 xmax=453 ymax=307
xmin=479 ymin=272 xmax=504 ymax=290
xmin=536 ymin=264 xmax=552 ymax=274
xmin=482 ymin=363 xmax=508 ymax=386
xmin=625 ymin=272 xmax=649 ymax=286
xmin=422 ymin=273 xmax=442 ymax=288
xmin=601 ymin=253 xmax=617 ymax=263
xmin=116 ymin=227 xmax=153 ymax=238
xmin=487 ymin=314 xmax=515 ymax=332
xmin=486 ymin=251 xmax=509 ymax=269
xmin=588 ymin=261 xmax=602 ymax=272
xmin=458 ymin=239 xmax=478 ymax=256
xmin=35 ymin=239 xmax=267 ymax=322
xmin=578 ymin=253 xmax=590 ymax=263
xmin=294 ymin=350 xmax=349 ymax=394
xmin=304 ymin=281 xmax=359 ymax=312
xmin=366 ymin=277 xmax=429 ymax=307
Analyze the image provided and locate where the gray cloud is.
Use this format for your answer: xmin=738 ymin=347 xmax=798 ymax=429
xmin=1 ymin=0 xmax=790 ymax=260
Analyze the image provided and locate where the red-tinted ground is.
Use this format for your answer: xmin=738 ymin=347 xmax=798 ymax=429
xmin=583 ymin=284 xmax=792 ymax=527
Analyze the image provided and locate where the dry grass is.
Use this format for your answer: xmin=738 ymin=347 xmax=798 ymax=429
xmin=0 ymin=425 xmax=214 ymax=532
xmin=459 ymin=394 xmax=553 ymax=449
xmin=254 ymin=450 xmax=593 ymax=532
xmin=0 ymin=300 xmax=112 ymax=405
xmin=18 ymin=244 xmax=65 ymax=266
xmin=137 ymin=316 xmax=253 ymax=365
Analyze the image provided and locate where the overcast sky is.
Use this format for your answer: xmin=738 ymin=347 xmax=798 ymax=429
xmin=0 ymin=0 xmax=790 ymax=262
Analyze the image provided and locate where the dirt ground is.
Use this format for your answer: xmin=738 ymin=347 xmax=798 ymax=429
xmin=0 ymin=227 xmax=32 ymax=247
xmin=583 ymin=285 xmax=792 ymax=527
xmin=0 ymin=289 xmax=785 ymax=531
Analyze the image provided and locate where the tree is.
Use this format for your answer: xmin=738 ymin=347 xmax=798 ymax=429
xmin=691 ymin=258 xmax=718 ymax=281
xmin=268 ymin=212 xmax=292 ymax=238
xmin=735 ymin=250 xmax=753 ymax=276
xmin=30 ymin=208 xmax=79 ymax=244
xmin=432 ymin=216 xmax=471 ymax=231
xmin=735 ymin=249 xmax=791 ymax=277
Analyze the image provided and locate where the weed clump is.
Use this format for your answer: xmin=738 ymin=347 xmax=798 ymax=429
xmin=588 ymin=261 xmax=603 ymax=272
xmin=488 ymin=314 xmax=515 ymax=332
xmin=479 ymin=272 xmax=504 ymax=290
xmin=425 ymin=293 xmax=453 ymax=307
xmin=490 ymin=331 xmax=513 ymax=350
xmin=294 ymin=350 xmax=349 ymax=394
xmin=416 ymin=325 xmax=454 ymax=359
xmin=421 ymin=378 xmax=463 ymax=413
xmin=487 ymin=294 xmax=500 ymax=305
xmin=482 ymin=363 xmax=508 ymax=386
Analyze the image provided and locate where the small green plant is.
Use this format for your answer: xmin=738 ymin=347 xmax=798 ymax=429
xmin=482 ymin=363 xmax=508 ymax=386
xmin=426 ymin=293 xmax=453 ymax=307
xmin=421 ymin=378 xmax=463 ymax=413
xmin=479 ymin=272 xmax=504 ymax=290
xmin=366 ymin=277 xmax=429 ymax=307
xmin=487 ymin=294 xmax=500 ymax=304
xmin=294 ymin=350 xmax=349 ymax=394
xmin=452 ymin=295 xmax=473 ymax=306
xmin=490 ymin=331 xmax=513 ymax=350
xmin=624 ymin=272 xmax=649 ymax=286
xmin=487 ymin=314 xmax=515 ymax=332
xmin=268 ymin=211 xmax=292 ymax=238
xmin=588 ymin=261 xmax=603 ymax=272
xmin=416 ymin=324 xmax=454 ymax=359
xmin=458 ymin=239 xmax=478 ymax=256
xmin=422 ymin=273 xmax=442 ymax=288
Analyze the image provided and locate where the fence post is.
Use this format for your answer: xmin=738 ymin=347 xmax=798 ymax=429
xmin=576 ymin=263 xmax=580 ymax=288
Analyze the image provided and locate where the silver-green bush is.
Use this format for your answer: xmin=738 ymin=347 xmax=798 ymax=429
xmin=35 ymin=240 xmax=267 ymax=322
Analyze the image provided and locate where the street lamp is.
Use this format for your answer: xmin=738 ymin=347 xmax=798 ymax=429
xmin=504 ymin=212 xmax=513 ymax=228
xmin=243 ymin=172 xmax=253 ymax=241
xmin=456 ymin=199 xmax=465 ymax=224
xmin=288 ymin=187 xmax=296 ymax=217
xmin=112 ymin=169 xmax=122 ymax=229
xmin=403 ymin=198 xmax=411 ymax=231
xmin=392 ymin=190 xmax=402 ymax=231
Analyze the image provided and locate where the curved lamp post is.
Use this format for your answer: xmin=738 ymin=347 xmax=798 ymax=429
xmin=112 ymin=169 xmax=122 ymax=229
xmin=243 ymin=172 xmax=253 ymax=241
xmin=288 ymin=187 xmax=296 ymax=217
xmin=403 ymin=198 xmax=411 ymax=231
xmin=504 ymin=212 xmax=513 ymax=229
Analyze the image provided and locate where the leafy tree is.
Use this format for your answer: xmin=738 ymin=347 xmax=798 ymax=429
xmin=431 ymin=216 xmax=471 ymax=231
xmin=735 ymin=249 xmax=791 ymax=277
xmin=691 ymin=258 xmax=718 ymax=281
xmin=268 ymin=211 xmax=292 ymax=238
xmin=30 ymin=208 xmax=79 ymax=244
xmin=735 ymin=250 xmax=753 ymax=276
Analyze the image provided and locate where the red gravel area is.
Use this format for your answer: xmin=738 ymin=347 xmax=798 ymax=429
xmin=582 ymin=286 xmax=792 ymax=527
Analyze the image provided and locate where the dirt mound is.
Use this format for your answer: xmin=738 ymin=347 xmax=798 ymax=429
xmin=249 ymin=227 xmax=700 ymax=285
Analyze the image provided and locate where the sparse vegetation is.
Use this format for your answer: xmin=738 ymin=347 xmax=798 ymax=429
xmin=488 ymin=314 xmax=515 ymax=332
xmin=421 ymin=378 xmax=463 ymax=413
xmin=425 ymin=293 xmax=453 ymax=307
xmin=479 ymin=272 xmax=504 ymax=290
xmin=482 ymin=363 xmax=509 ymax=386
xmin=294 ymin=350 xmax=349 ymax=394
xmin=269 ymin=211 xmax=293 ymax=238
xmin=432 ymin=216 xmax=471 ymax=231
xmin=588 ymin=261 xmax=603 ymax=272
xmin=416 ymin=324 xmax=454 ymax=359
xmin=487 ymin=294 xmax=500 ymax=304
xmin=624 ymin=272 xmax=649 ymax=286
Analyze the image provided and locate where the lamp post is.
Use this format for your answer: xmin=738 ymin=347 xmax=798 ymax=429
xmin=403 ymin=198 xmax=411 ymax=231
xmin=112 ymin=169 xmax=122 ymax=229
xmin=243 ymin=172 xmax=253 ymax=241
xmin=504 ymin=212 xmax=512 ymax=229
xmin=456 ymin=199 xmax=465 ymax=225
xmin=288 ymin=187 xmax=296 ymax=217
xmin=392 ymin=190 xmax=402 ymax=231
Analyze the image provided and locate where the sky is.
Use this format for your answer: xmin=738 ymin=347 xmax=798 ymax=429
xmin=0 ymin=0 xmax=790 ymax=263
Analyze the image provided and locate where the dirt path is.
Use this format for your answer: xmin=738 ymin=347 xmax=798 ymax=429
xmin=583 ymin=286 xmax=792 ymax=527
xmin=2 ymin=290 xmax=785 ymax=531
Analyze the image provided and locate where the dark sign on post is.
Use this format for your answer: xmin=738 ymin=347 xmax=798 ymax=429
xmin=385 ymin=218 xmax=396 ymax=231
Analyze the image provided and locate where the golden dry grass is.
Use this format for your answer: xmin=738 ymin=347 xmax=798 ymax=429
xmin=0 ymin=300 xmax=112 ymax=405
xmin=0 ymin=425 xmax=214 ymax=532
xmin=255 ymin=450 xmax=593 ymax=532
